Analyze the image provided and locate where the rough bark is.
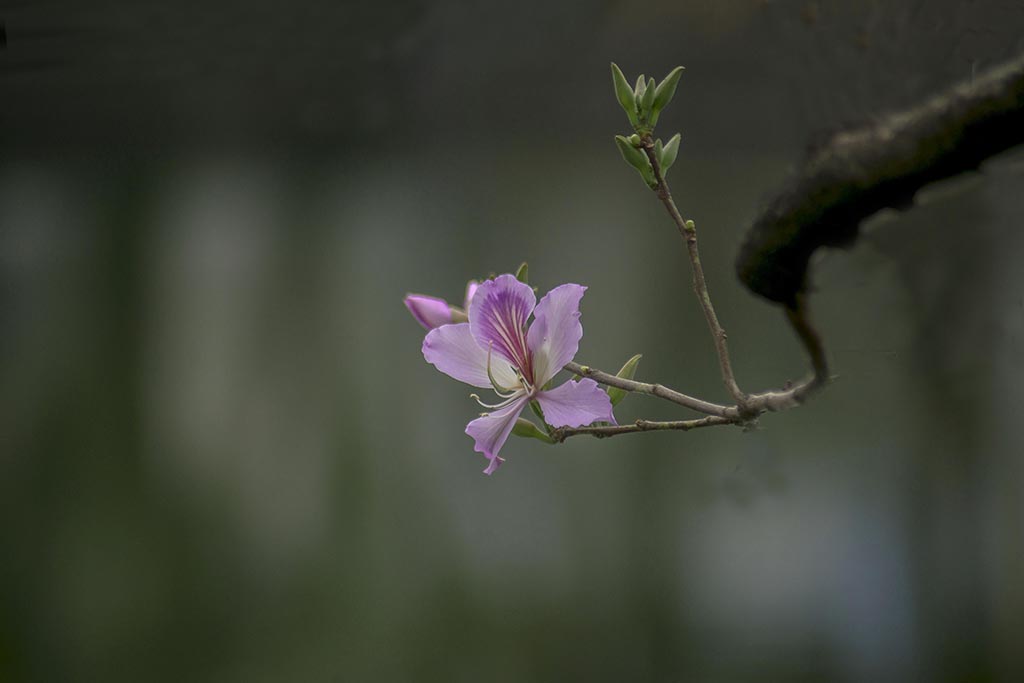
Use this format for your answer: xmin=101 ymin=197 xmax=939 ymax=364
xmin=736 ymin=53 xmax=1024 ymax=306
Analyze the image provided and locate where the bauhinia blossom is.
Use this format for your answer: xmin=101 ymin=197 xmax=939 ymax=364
xmin=422 ymin=274 xmax=615 ymax=474
xmin=404 ymin=280 xmax=479 ymax=330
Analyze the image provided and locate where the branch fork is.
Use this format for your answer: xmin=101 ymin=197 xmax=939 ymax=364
xmin=551 ymin=128 xmax=831 ymax=443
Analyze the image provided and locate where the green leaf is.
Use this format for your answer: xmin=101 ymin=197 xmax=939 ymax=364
xmin=512 ymin=417 xmax=554 ymax=444
xmin=652 ymin=66 xmax=685 ymax=115
xmin=633 ymin=74 xmax=646 ymax=99
xmin=640 ymin=76 xmax=656 ymax=121
xmin=610 ymin=63 xmax=639 ymax=126
xmin=514 ymin=262 xmax=529 ymax=284
xmin=614 ymin=136 xmax=657 ymax=189
xmin=641 ymin=162 xmax=658 ymax=188
xmin=660 ymin=133 xmax=681 ymax=174
xmin=606 ymin=353 xmax=642 ymax=406
xmin=614 ymin=135 xmax=647 ymax=171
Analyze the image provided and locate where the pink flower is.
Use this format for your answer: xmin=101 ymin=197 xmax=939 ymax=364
xmin=422 ymin=274 xmax=614 ymax=474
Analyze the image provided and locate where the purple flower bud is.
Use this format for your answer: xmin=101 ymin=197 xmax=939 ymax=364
xmin=404 ymin=294 xmax=452 ymax=330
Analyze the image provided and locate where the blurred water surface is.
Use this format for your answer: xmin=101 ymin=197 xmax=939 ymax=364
xmin=2 ymin=1 xmax=1024 ymax=681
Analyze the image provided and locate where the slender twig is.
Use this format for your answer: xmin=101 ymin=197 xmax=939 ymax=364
xmin=744 ymin=379 xmax=819 ymax=412
xmin=565 ymin=359 xmax=821 ymax=416
xmin=551 ymin=415 xmax=737 ymax=442
xmin=527 ymin=66 xmax=844 ymax=450
xmin=641 ymin=142 xmax=749 ymax=410
xmin=564 ymin=361 xmax=734 ymax=417
xmin=541 ymin=133 xmax=832 ymax=446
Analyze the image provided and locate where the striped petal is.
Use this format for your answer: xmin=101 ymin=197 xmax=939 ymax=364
xmin=469 ymin=274 xmax=537 ymax=380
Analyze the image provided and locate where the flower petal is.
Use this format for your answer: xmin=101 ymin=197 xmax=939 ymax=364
xmin=536 ymin=378 xmax=615 ymax=428
xmin=469 ymin=274 xmax=536 ymax=376
xmin=423 ymin=323 xmax=519 ymax=389
xmin=463 ymin=280 xmax=480 ymax=310
xmin=404 ymin=294 xmax=452 ymax=330
xmin=526 ymin=283 xmax=586 ymax=387
xmin=465 ymin=395 xmax=529 ymax=475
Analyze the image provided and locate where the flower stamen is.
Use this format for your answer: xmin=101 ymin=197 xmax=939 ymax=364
xmin=515 ymin=368 xmax=535 ymax=396
xmin=469 ymin=393 xmax=523 ymax=410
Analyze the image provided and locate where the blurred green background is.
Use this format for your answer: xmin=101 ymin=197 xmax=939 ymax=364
xmin=2 ymin=1 xmax=1024 ymax=681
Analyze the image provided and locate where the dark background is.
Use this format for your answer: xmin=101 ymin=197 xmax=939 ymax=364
xmin=2 ymin=1 xmax=1024 ymax=681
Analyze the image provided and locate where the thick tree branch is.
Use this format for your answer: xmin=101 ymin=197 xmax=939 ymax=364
xmin=736 ymin=52 xmax=1024 ymax=306
xmin=783 ymin=293 xmax=830 ymax=395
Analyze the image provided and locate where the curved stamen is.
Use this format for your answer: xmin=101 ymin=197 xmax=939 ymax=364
xmin=514 ymin=367 xmax=534 ymax=396
xmin=490 ymin=385 xmax=519 ymax=400
xmin=469 ymin=392 xmax=524 ymax=410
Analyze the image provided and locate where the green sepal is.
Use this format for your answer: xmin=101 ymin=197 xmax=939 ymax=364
xmin=614 ymin=135 xmax=657 ymax=189
xmin=610 ymin=63 xmax=639 ymax=127
xmin=514 ymin=262 xmax=529 ymax=284
xmin=652 ymin=66 xmax=685 ymax=116
xmin=512 ymin=417 xmax=554 ymax=444
xmin=660 ymin=133 xmax=681 ymax=174
xmin=606 ymin=353 xmax=642 ymax=406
